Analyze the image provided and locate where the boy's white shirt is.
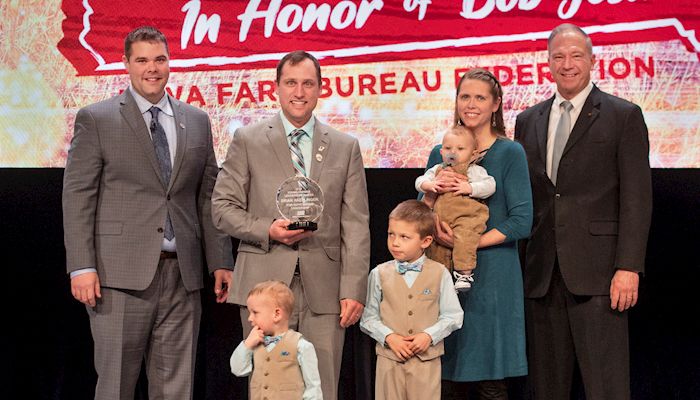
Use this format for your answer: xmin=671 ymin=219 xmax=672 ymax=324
xmin=415 ymin=163 xmax=495 ymax=199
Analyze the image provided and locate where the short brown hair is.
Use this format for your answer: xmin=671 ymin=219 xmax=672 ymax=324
xmin=276 ymin=50 xmax=322 ymax=85
xmin=389 ymin=200 xmax=435 ymax=238
xmin=248 ymin=281 xmax=294 ymax=317
xmin=124 ymin=26 xmax=169 ymax=60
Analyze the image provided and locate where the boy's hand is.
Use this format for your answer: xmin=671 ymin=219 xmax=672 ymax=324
xmin=454 ymin=180 xmax=473 ymax=196
xmin=385 ymin=333 xmax=414 ymax=361
xmin=244 ymin=325 xmax=264 ymax=349
xmin=406 ymin=332 xmax=432 ymax=354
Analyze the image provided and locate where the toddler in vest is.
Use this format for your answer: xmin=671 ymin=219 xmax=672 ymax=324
xmin=230 ymin=281 xmax=322 ymax=400
xmin=415 ymin=125 xmax=495 ymax=292
xmin=360 ymin=200 xmax=463 ymax=400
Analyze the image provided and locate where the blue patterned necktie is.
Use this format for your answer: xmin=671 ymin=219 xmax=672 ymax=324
xmin=263 ymin=335 xmax=282 ymax=346
xmin=149 ymin=106 xmax=174 ymax=240
xmin=396 ymin=259 xmax=424 ymax=274
xmin=289 ymin=129 xmax=307 ymax=177
xmin=551 ymin=100 xmax=573 ymax=184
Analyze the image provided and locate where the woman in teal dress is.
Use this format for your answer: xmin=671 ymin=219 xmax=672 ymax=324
xmin=425 ymin=68 xmax=533 ymax=399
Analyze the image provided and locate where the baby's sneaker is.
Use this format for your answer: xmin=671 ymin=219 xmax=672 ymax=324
xmin=453 ymin=270 xmax=475 ymax=293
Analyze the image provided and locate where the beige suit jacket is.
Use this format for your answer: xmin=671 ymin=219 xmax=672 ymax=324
xmin=63 ymin=89 xmax=233 ymax=291
xmin=212 ymin=114 xmax=370 ymax=314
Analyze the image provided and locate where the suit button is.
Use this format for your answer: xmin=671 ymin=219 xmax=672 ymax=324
xmin=408 ymin=329 xmax=414 ymax=334
xmin=264 ymin=372 xmax=269 ymax=376
xmin=555 ymin=194 xmax=561 ymax=199
xmin=408 ymin=310 xmax=413 ymax=316
xmin=167 ymin=194 xmax=171 ymax=200
xmin=157 ymin=227 xmax=163 ymax=233
xmin=264 ymin=385 xmax=269 ymax=390
xmin=266 ymin=356 xmax=271 ymax=361
xmin=408 ymin=294 xmax=413 ymax=299
xmin=292 ymin=243 xmax=298 ymax=250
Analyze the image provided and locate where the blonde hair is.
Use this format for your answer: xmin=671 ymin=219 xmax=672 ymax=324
xmin=248 ymin=281 xmax=295 ymax=316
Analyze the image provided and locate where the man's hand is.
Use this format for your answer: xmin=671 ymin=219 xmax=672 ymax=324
xmin=610 ymin=269 xmax=640 ymax=311
xmin=385 ymin=333 xmax=414 ymax=361
xmin=71 ymin=272 xmax=101 ymax=307
xmin=213 ymin=269 xmax=233 ymax=303
xmin=244 ymin=325 xmax=264 ymax=349
xmin=339 ymin=298 xmax=364 ymax=328
xmin=405 ymin=332 xmax=432 ymax=355
xmin=268 ymin=219 xmax=313 ymax=246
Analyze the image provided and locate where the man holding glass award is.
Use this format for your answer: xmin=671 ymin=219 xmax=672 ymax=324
xmin=212 ymin=51 xmax=370 ymax=400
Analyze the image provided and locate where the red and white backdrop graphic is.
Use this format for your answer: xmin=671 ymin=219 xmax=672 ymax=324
xmin=1 ymin=0 xmax=698 ymax=167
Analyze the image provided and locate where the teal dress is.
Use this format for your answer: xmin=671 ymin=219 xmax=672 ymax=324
xmin=426 ymin=138 xmax=533 ymax=381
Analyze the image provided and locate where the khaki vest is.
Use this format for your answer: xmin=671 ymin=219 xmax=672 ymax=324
xmin=376 ymin=258 xmax=445 ymax=362
xmin=250 ymin=330 xmax=304 ymax=400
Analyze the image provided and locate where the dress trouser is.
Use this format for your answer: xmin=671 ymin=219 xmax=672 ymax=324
xmin=525 ymin=264 xmax=630 ymax=400
xmin=240 ymin=274 xmax=345 ymax=400
xmin=88 ymin=258 xmax=201 ymax=400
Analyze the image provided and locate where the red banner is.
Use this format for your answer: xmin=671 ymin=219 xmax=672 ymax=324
xmin=58 ymin=0 xmax=699 ymax=75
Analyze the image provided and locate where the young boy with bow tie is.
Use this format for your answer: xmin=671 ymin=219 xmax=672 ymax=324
xmin=360 ymin=200 xmax=463 ymax=400
xmin=230 ymin=281 xmax=322 ymax=399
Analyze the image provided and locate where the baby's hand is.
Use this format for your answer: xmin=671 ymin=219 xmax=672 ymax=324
xmin=454 ymin=180 xmax=473 ymax=196
xmin=244 ymin=325 xmax=264 ymax=349
xmin=406 ymin=332 xmax=432 ymax=354
xmin=385 ymin=333 xmax=414 ymax=361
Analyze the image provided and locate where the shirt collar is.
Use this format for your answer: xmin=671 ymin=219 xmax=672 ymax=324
xmin=554 ymin=81 xmax=593 ymax=112
xmin=280 ymin=111 xmax=315 ymax=139
xmin=130 ymin=86 xmax=173 ymax=117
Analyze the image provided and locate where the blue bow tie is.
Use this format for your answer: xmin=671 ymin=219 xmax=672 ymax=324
xmin=396 ymin=259 xmax=424 ymax=275
xmin=263 ymin=335 xmax=282 ymax=346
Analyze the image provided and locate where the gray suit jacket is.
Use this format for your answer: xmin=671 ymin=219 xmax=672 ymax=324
xmin=212 ymin=115 xmax=370 ymax=314
xmin=63 ymin=89 xmax=233 ymax=291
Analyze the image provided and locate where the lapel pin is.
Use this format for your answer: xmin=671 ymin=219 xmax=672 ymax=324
xmin=179 ymin=122 xmax=185 ymax=129
xmin=281 ymin=351 xmax=290 ymax=356
xmin=316 ymin=154 xmax=323 ymax=162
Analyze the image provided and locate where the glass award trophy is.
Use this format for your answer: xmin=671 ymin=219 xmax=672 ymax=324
xmin=276 ymin=176 xmax=324 ymax=231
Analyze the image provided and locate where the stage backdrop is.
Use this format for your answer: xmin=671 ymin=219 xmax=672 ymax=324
xmin=0 ymin=0 xmax=698 ymax=168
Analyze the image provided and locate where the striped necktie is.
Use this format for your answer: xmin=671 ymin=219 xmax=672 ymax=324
xmin=289 ymin=128 xmax=307 ymax=177
xmin=149 ymin=106 xmax=174 ymax=241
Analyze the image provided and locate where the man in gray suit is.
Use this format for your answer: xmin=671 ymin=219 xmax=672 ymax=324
xmin=212 ymin=51 xmax=370 ymax=400
xmin=63 ymin=26 xmax=233 ymax=399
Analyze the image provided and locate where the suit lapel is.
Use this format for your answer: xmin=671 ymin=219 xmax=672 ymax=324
xmin=120 ymin=90 xmax=165 ymax=187
xmin=267 ymin=115 xmax=296 ymax=178
xmin=562 ymin=85 xmax=601 ymax=157
xmin=309 ymin=121 xmax=330 ymax=182
xmin=535 ymin=96 xmax=554 ymax=166
xmin=169 ymin=96 xmax=187 ymax=190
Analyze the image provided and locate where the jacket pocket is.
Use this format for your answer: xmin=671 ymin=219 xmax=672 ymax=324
xmin=589 ymin=221 xmax=619 ymax=235
xmin=323 ymin=246 xmax=340 ymax=261
xmin=237 ymin=242 xmax=267 ymax=254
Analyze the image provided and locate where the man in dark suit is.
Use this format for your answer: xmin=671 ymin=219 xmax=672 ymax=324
xmin=63 ymin=26 xmax=233 ymax=399
xmin=212 ymin=51 xmax=370 ymax=400
xmin=515 ymin=23 xmax=652 ymax=400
